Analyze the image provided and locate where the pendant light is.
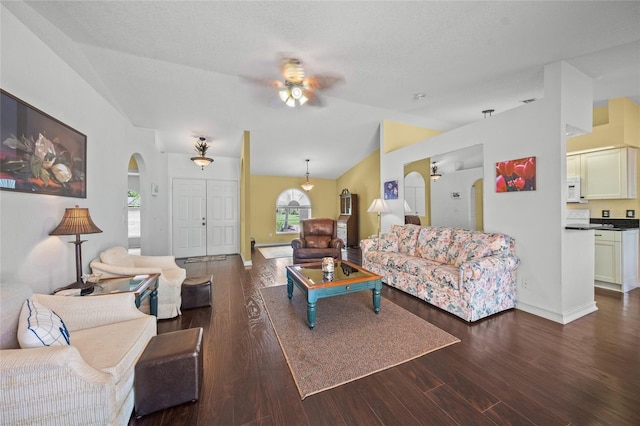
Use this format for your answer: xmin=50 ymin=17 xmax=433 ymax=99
xmin=191 ymin=137 xmax=214 ymax=170
xmin=301 ymin=159 xmax=314 ymax=191
xmin=430 ymin=162 xmax=442 ymax=181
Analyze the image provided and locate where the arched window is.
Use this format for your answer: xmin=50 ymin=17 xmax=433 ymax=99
xmin=276 ymin=189 xmax=311 ymax=234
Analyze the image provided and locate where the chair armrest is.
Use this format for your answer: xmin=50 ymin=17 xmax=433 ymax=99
xmin=132 ymin=255 xmax=179 ymax=269
xmin=90 ymin=260 xmax=162 ymax=278
xmin=0 ymin=346 xmax=115 ymax=423
xmin=33 ymin=292 xmax=151 ymax=331
xmin=329 ymin=238 xmax=344 ymax=250
xmin=291 ymin=238 xmax=305 ymax=250
xmin=360 ymin=237 xmax=378 ymax=254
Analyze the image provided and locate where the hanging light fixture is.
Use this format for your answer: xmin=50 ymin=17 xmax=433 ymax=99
xmin=191 ymin=137 xmax=214 ymax=170
xmin=301 ymin=159 xmax=314 ymax=191
xmin=430 ymin=162 xmax=442 ymax=181
xmin=279 ymin=83 xmax=309 ymax=107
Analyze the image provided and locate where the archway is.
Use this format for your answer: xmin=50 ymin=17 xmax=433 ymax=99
xmin=128 ymin=154 xmax=147 ymax=254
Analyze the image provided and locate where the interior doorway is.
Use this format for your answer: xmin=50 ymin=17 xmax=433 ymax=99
xmin=128 ymin=156 xmax=142 ymax=254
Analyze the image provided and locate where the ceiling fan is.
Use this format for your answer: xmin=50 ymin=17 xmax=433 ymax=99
xmin=245 ymin=57 xmax=343 ymax=107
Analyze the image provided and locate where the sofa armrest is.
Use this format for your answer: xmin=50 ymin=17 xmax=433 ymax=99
xmin=0 ymin=346 xmax=116 ymax=423
xmin=360 ymin=237 xmax=378 ymax=254
xmin=90 ymin=260 xmax=162 ymax=278
xmin=33 ymin=292 xmax=151 ymax=332
xmin=132 ymin=255 xmax=179 ymax=269
xmin=291 ymin=238 xmax=306 ymax=250
xmin=329 ymin=238 xmax=344 ymax=250
xmin=459 ymin=255 xmax=521 ymax=287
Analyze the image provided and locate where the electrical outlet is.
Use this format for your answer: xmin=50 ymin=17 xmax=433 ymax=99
xmin=602 ymin=210 xmax=610 ymax=218
xmin=627 ymin=210 xmax=635 ymax=218
xmin=522 ymin=276 xmax=529 ymax=289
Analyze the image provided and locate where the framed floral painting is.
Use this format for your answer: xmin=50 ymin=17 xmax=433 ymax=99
xmin=0 ymin=90 xmax=86 ymax=198
xmin=496 ymin=156 xmax=536 ymax=192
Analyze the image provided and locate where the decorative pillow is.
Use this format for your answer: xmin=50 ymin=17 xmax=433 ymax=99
xmin=100 ymin=246 xmax=135 ymax=268
xmin=18 ymin=299 xmax=70 ymax=348
xmin=377 ymin=232 xmax=398 ymax=252
xmin=416 ymin=226 xmax=452 ymax=263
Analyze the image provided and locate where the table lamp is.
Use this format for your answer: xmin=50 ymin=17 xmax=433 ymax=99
xmin=50 ymin=205 xmax=103 ymax=288
xmin=367 ymin=198 xmax=391 ymax=236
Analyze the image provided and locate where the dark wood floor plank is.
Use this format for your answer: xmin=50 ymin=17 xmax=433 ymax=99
xmin=129 ymin=248 xmax=640 ymax=426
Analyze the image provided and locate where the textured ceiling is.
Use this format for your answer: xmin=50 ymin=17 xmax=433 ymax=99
xmin=5 ymin=1 xmax=640 ymax=178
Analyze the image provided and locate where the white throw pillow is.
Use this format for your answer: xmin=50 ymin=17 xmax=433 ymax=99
xmin=18 ymin=299 xmax=71 ymax=348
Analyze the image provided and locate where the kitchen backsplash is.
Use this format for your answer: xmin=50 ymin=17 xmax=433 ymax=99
xmin=590 ymin=218 xmax=640 ymax=228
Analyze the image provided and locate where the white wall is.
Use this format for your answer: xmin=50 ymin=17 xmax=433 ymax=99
xmin=0 ymin=6 xmax=169 ymax=293
xmin=380 ymin=62 xmax=596 ymax=324
xmin=431 ymin=167 xmax=483 ymax=229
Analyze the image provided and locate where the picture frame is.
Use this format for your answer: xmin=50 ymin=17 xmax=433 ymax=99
xmin=451 ymin=191 xmax=461 ymax=199
xmin=383 ymin=180 xmax=398 ymax=200
xmin=1 ymin=90 xmax=87 ymax=198
xmin=495 ymin=156 xmax=536 ymax=193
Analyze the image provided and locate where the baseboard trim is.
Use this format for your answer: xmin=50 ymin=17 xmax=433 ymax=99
xmin=516 ymin=301 xmax=598 ymax=324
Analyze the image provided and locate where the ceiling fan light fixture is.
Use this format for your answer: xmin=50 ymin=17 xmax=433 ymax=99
xmin=191 ymin=137 xmax=214 ymax=170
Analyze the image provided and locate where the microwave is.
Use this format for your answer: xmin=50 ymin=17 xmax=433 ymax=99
xmin=567 ymin=177 xmax=586 ymax=203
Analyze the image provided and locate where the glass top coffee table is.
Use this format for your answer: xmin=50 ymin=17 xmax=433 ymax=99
xmin=285 ymin=260 xmax=382 ymax=329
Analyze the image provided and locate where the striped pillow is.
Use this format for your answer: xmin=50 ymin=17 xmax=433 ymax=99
xmin=18 ymin=299 xmax=71 ymax=348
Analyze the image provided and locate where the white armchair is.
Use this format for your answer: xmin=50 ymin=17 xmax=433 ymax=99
xmin=0 ymin=282 xmax=156 ymax=425
xmin=90 ymin=246 xmax=186 ymax=319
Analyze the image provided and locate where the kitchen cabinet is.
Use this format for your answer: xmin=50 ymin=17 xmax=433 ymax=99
xmin=594 ymin=229 xmax=639 ymax=292
xmin=566 ymin=154 xmax=580 ymax=178
xmin=580 ymin=147 xmax=637 ymax=199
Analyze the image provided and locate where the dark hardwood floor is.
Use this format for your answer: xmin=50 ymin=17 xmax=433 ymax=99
xmin=130 ymin=248 xmax=640 ymax=426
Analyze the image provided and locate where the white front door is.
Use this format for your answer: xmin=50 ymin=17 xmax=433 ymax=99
xmin=172 ymin=179 xmax=207 ymax=258
xmin=172 ymin=179 xmax=239 ymax=258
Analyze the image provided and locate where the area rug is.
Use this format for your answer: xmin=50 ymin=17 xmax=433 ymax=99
xmin=258 ymin=245 xmax=292 ymax=259
xmin=183 ymin=255 xmax=226 ymax=263
xmin=260 ymin=285 xmax=460 ymax=399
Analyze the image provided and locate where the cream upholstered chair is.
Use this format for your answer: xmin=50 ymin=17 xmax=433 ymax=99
xmin=90 ymin=246 xmax=186 ymax=319
xmin=0 ymin=282 xmax=156 ymax=425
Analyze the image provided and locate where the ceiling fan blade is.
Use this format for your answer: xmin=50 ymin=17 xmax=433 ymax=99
xmin=305 ymin=91 xmax=323 ymax=107
xmin=240 ymin=75 xmax=284 ymax=88
xmin=304 ymin=75 xmax=344 ymax=91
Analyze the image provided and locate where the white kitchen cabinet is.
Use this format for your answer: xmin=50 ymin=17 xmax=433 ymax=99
xmin=566 ymin=154 xmax=580 ymax=178
xmin=580 ymin=147 xmax=637 ymax=199
xmin=594 ymin=229 xmax=639 ymax=292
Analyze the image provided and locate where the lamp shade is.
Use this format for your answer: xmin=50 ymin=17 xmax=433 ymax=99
xmin=50 ymin=205 xmax=103 ymax=236
xmin=367 ymin=198 xmax=391 ymax=213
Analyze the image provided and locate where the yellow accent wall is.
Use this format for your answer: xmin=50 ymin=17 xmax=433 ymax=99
xmin=403 ymin=158 xmax=431 ymax=225
xmin=250 ymin=175 xmax=338 ymax=245
xmin=240 ymin=131 xmax=251 ymax=262
xmin=383 ymin=120 xmax=442 ymax=153
xmin=336 ymin=149 xmax=381 ymax=240
xmin=567 ymin=98 xmax=640 ymax=219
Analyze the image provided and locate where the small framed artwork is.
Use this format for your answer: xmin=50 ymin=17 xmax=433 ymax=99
xmin=451 ymin=191 xmax=461 ymax=199
xmin=384 ymin=180 xmax=398 ymax=200
xmin=0 ymin=90 xmax=87 ymax=198
xmin=496 ymin=156 xmax=536 ymax=193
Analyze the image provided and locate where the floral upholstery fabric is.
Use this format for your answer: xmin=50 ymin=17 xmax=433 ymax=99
xmin=416 ymin=227 xmax=452 ymax=263
xmin=390 ymin=224 xmax=421 ymax=256
xmin=362 ymin=224 xmax=520 ymax=322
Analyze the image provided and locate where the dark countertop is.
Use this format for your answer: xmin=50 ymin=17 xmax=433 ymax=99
xmin=565 ymin=218 xmax=640 ymax=231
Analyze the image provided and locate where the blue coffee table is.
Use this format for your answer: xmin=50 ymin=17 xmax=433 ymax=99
xmin=286 ymin=260 xmax=382 ymax=329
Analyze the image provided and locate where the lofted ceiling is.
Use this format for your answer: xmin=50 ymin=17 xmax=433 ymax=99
xmin=4 ymin=1 xmax=640 ymax=178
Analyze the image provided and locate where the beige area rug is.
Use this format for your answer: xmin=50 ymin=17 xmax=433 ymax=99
xmin=260 ymin=285 xmax=460 ymax=399
xmin=258 ymin=245 xmax=293 ymax=259
xmin=183 ymin=255 xmax=226 ymax=263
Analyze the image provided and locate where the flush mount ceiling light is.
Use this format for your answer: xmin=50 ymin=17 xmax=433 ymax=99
xmin=430 ymin=162 xmax=442 ymax=181
xmin=191 ymin=137 xmax=214 ymax=170
xmin=301 ymin=159 xmax=314 ymax=191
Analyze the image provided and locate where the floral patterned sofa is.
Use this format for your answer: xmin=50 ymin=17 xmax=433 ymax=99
xmin=361 ymin=224 xmax=520 ymax=322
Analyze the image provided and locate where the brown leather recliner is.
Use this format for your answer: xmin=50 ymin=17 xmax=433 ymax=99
xmin=405 ymin=215 xmax=421 ymax=225
xmin=291 ymin=218 xmax=344 ymax=264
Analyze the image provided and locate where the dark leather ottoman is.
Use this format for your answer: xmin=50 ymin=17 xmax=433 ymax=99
xmin=134 ymin=327 xmax=204 ymax=417
xmin=181 ymin=275 xmax=212 ymax=309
